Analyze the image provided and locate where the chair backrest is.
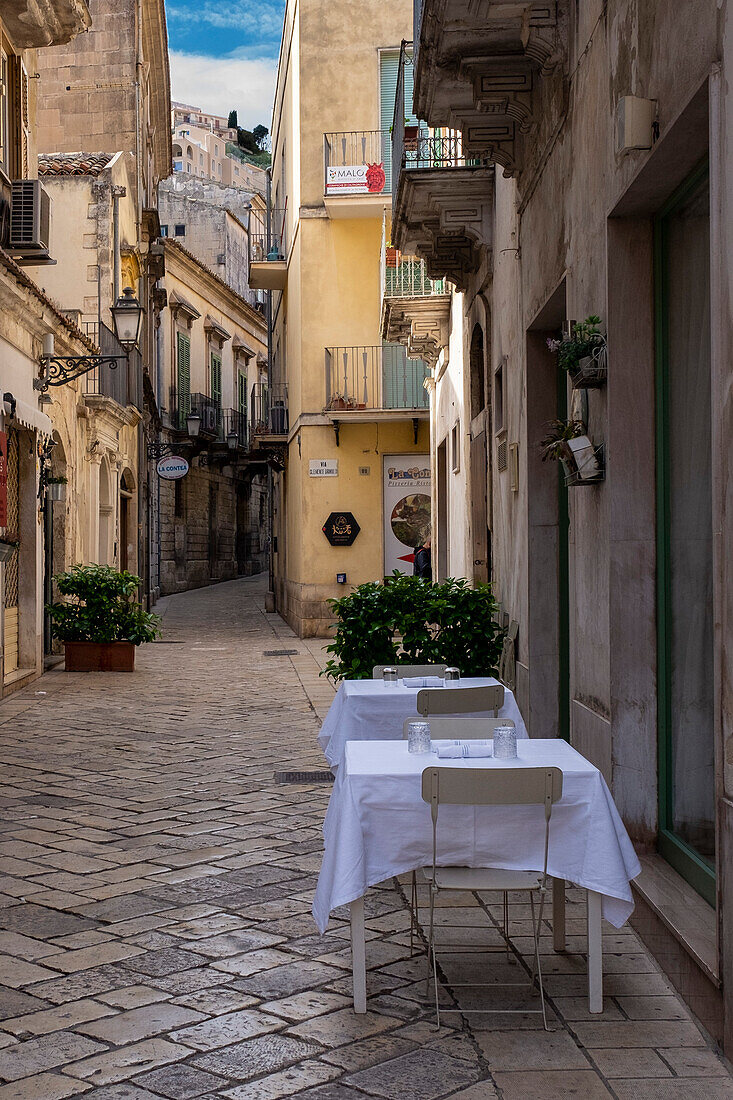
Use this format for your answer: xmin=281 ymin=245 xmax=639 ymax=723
xmin=402 ymin=716 xmax=515 ymax=740
xmin=416 ymin=683 xmax=504 ymax=716
xmin=421 ymin=766 xmax=564 ymax=884
xmin=373 ymin=663 xmax=448 ymax=679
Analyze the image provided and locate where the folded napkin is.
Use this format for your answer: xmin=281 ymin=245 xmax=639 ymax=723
xmin=434 ymin=741 xmax=493 ymax=759
xmin=402 ymin=675 xmax=444 ymax=688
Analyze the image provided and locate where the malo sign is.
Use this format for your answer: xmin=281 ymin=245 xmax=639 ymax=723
xmin=325 ymin=163 xmax=386 ymax=196
xmin=157 ymin=455 xmax=189 ymax=480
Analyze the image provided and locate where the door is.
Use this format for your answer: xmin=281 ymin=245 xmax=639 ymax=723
xmin=3 ymin=430 xmax=19 ymax=677
xmin=470 ymin=431 xmax=489 ymax=584
xmin=655 ymin=162 xmax=714 ymax=904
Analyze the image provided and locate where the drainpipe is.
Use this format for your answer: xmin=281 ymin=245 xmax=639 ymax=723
xmin=264 ymin=167 xmax=276 ymax=613
xmin=112 ymin=187 xmax=122 ymax=302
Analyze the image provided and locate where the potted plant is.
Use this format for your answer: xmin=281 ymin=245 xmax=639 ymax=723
xmin=403 ymin=119 xmax=419 ymax=149
xmin=0 ymin=537 xmax=19 ymax=564
xmin=326 ymin=393 xmax=348 ymax=411
xmin=547 ymin=315 xmax=607 ymax=388
xmin=539 ymin=418 xmax=603 ymax=483
xmin=385 ymin=243 xmax=399 ymax=268
xmin=46 ymin=476 xmax=67 ymax=501
xmin=46 ymin=564 xmax=161 ymax=672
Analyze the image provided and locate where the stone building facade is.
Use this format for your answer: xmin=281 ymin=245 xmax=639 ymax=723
xmin=389 ymin=0 xmax=733 ymax=1055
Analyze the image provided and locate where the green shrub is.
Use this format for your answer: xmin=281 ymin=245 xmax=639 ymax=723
xmin=46 ymin=564 xmax=161 ymax=645
xmin=322 ymin=573 xmax=505 ymax=682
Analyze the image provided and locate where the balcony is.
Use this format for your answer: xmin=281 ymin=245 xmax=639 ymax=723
xmin=391 ymin=46 xmax=493 ymax=291
xmin=223 ymin=409 xmax=249 ymax=453
xmin=248 ymin=208 xmax=287 ymax=291
xmin=381 ymin=236 xmax=451 ymax=368
xmin=251 ymin=383 xmax=289 ymax=442
xmin=412 ymin=0 xmax=567 ymax=177
xmin=82 ymin=321 xmax=142 ymax=411
xmin=324 ymin=345 xmax=430 ymax=443
xmin=4 ymin=0 xmax=90 ymax=48
xmin=323 ymin=131 xmax=391 ymax=218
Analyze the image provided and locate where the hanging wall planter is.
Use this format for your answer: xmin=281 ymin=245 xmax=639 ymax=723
xmin=540 ymin=419 xmax=605 ymax=486
xmin=569 ymin=343 xmax=608 ymax=389
xmin=548 ymin=316 xmax=608 ymax=389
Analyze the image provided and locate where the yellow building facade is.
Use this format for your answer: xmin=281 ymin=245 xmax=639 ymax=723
xmin=259 ymin=0 xmax=431 ymax=636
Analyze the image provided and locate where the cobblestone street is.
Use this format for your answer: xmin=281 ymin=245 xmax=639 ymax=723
xmin=0 ymin=576 xmax=730 ymax=1099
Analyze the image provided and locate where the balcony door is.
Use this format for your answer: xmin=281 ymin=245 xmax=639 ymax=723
xmin=655 ymin=161 xmax=714 ymax=903
xmin=382 ymin=343 xmax=429 ymax=410
xmin=379 ymin=48 xmax=417 ymax=192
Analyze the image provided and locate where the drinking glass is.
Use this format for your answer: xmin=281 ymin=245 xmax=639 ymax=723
xmin=493 ymin=725 xmax=517 ymax=760
xmin=407 ymin=721 xmax=431 ymax=754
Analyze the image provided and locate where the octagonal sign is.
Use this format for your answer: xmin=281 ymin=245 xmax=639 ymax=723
xmin=323 ymin=512 xmax=360 ymax=547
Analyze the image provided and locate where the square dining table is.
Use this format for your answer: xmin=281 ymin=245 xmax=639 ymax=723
xmin=318 ymin=675 xmax=527 ymax=768
xmin=313 ymin=738 xmax=641 ymax=1014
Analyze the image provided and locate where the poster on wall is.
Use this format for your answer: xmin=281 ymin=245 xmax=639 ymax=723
xmin=383 ymin=455 xmax=431 ymax=577
xmin=325 ymin=163 xmax=386 ymax=196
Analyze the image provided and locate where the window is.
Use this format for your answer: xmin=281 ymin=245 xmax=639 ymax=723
xmin=160 ymin=225 xmax=168 ymax=237
xmin=451 ymin=421 xmax=460 ymax=473
xmin=176 ymin=331 xmax=191 ymax=429
xmin=238 ymin=370 xmax=247 ymax=417
xmin=655 ymin=161 xmax=714 ymax=904
xmin=199 ymin=153 xmax=204 ymax=166
xmin=470 ymin=324 xmax=486 ymax=419
xmin=494 ymin=360 xmax=505 ymax=434
xmin=174 ymin=224 xmax=185 ymax=237
xmin=210 ymin=351 xmax=222 ymax=409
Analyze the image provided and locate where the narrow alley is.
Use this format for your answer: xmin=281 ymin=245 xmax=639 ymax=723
xmin=0 ymin=578 xmax=729 ymax=1099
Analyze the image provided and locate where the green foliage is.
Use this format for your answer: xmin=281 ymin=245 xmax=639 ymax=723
xmin=539 ymin=418 xmax=585 ymax=463
xmin=322 ymin=574 xmax=505 ymax=683
xmin=252 ymin=124 xmax=269 ymax=150
xmin=228 ymin=109 xmax=238 ymax=129
xmin=548 ymin=315 xmax=604 ymax=373
xmin=46 ymin=564 xmax=161 ymax=646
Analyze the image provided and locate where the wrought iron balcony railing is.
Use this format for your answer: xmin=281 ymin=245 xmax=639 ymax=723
xmin=249 ymin=207 xmax=287 ymax=264
xmin=223 ymin=409 xmax=249 ymax=450
xmin=324 ymin=345 xmax=430 ymax=413
xmin=251 ymin=382 xmax=289 ymax=438
xmin=81 ymin=320 xmax=142 ymax=410
xmin=324 ymin=130 xmax=392 ymax=197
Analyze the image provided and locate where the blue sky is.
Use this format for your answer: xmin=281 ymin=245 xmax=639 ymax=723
xmin=166 ymin=0 xmax=285 ymax=131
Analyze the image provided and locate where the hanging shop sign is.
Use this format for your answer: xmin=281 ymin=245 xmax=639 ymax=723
xmin=0 ymin=432 xmax=6 ymax=527
xmin=325 ymin=163 xmax=386 ymax=196
xmin=383 ymin=455 xmax=431 ymax=575
xmin=157 ymin=455 xmax=189 ymax=480
xmin=309 ymin=459 xmax=338 ymax=477
xmin=322 ymin=511 xmax=360 ymax=546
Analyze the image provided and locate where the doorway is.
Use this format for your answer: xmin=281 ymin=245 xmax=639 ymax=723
xmin=120 ymin=470 xmax=135 ymax=573
xmin=3 ymin=429 xmax=20 ymax=678
xmin=436 ymin=440 xmax=448 ymax=580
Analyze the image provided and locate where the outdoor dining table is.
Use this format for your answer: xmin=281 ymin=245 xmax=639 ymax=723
xmin=313 ymin=738 xmax=641 ymax=1014
xmin=318 ymin=675 xmax=527 ymax=768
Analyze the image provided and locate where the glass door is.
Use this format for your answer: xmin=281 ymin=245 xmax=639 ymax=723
xmin=655 ymin=161 xmax=715 ymax=904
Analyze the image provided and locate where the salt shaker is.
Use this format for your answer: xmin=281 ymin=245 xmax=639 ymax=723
xmin=493 ymin=725 xmax=517 ymax=760
xmin=444 ymin=667 xmax=460 ymax=683
xmin=383 ymin=667 xmax=398 ymax=686
xmin=407 ymin=721 xmax=431 ymax=754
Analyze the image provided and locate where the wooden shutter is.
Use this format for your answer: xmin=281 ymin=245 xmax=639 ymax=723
xmin=176 ymin=332 xmax=190 ymax=428
xmin=238 ymin=370 xmax=247 ymax=416
xmin=380 ymin=48 xmax=416 ymax=192
xmin=9 ymin=56 xmax=29 ymax=177
xmin=210 ymin=352 xmax=222 ymax=408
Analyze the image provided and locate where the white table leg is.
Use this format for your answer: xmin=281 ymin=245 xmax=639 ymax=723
xmin=587 ymin=889 xmax=603 ymax=1012
xmin=350 ymin=896 xmax=367 ymax=1013
xmin=552 ymin=877 xmax=566 ymax=952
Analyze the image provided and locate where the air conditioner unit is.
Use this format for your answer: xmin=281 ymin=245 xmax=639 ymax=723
xmin=201 ymin=404 xmax=219 ymax=434
xmin=10 ymin=180 xmax=51 ymax=255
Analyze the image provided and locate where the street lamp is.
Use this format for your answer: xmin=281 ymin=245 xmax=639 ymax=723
xmin=186 ymin=411 xmax=201 ymax=437
xmin=227 ymin=429 xmax=238 ymax=452
xmin=110 ymin=287 xmax=144 ymax=350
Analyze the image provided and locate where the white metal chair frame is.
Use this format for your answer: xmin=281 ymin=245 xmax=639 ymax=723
xmin=420 ymin=765 xmax=563 ymax=1029
xmin=415 ymin=683 xmax=505 ymax=717
xmin=404 ymin=718 xmax=516 ymax=954
xmin=372 ymin=664 xmax=448 ymax=678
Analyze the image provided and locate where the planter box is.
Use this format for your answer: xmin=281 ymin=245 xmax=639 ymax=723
xmin=564 ymin=436 xmax=604 ymax=485
xmin=403 ymin=126 xmax=419 ymax=150
xmin=385 ymin=246 xmax=398 ymax=268
xmin=570 ymin=344 xmax=607 ymax=389
xmin=64 ymin=641 xmax=135 ymax=672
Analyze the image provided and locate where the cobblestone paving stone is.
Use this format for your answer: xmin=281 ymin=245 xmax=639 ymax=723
xmin=0 ymin=575 xmax=730 ymax=1098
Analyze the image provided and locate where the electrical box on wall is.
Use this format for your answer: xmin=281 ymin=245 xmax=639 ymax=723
xmin=616 ymin=96 xmax=656 ymax=153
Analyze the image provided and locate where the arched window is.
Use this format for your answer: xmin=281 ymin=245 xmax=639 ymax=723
xmin=469 ymin=323 xmax=486 ymax=419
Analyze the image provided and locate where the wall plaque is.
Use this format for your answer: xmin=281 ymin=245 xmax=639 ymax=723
xmin=322 ymin=512 xmax=360 ymax=547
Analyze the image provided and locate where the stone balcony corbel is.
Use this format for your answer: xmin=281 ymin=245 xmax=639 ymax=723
xmin=3 ymin=0 xmax=91 ymax=48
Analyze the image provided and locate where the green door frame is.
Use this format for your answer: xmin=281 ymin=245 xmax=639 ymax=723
xmin=653 ymin=158 xmax=715 ymax=906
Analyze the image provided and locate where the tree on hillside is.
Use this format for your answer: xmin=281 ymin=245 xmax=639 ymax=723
xmin=228 ymin=109 xmax=238 ymax=128
xmin=253 ymin=124 xmax=270 ymax=150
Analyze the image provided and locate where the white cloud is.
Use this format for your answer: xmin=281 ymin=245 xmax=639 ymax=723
xmin=167 ymin=2 xmax=284 ymax=36
xmin=169 ymin=50 xmax=276 ymax=130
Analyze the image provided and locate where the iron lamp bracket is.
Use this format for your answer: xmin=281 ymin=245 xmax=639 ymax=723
xmin=35 ymin=354 xmax=127 ymax=392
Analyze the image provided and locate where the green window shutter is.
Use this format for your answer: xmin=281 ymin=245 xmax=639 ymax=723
xmin=380 ymin=48 xmax=415 ymax=192
xmin=210 ymin=352 xmax=222 ymax=408
xmin=176 ymin=332 xmax=190 ymax=429
xmin=238 ymin=370 xmax=247 ymax=416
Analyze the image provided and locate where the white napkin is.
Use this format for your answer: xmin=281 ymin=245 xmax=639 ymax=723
xmin=434 ymin=741 xmax=493 ymax=759
xmin=402 ymin=676 xmax=444 ymax=688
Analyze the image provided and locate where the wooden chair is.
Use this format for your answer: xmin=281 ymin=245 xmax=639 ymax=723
xmin=401 ymin=716 xmax=515 ymax=740
xmin=415 ymin=683 xmax=504 ymax=716
xmin=372 ymin=664 xmax=448 ymax=678
xmin=420 ymin=765 xmax=563 ymax=1029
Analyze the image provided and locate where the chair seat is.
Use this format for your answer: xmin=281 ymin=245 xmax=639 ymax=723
xmin=421 ymin=866 xmax=544 ymax=891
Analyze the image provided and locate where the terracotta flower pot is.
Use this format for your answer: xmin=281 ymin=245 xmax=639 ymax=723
xmin=385 ymin=246 xmax=398 ymax=268
xmin=64 ymin=641 xmax=135 ymax=672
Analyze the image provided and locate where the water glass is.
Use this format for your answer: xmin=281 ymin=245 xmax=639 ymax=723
xmin=407 ymin=721 xmax=431 ymax=754
xmin=493 ymin=725 xmax=517 ymax=760
xmin=444 ymin=667 xmax=460 ymax=683
xmin=383 ymin=667 xmax=398 ymax=686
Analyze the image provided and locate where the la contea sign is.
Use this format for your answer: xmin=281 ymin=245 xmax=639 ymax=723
xmin=157 ymin=455 xmax=189 ymax=480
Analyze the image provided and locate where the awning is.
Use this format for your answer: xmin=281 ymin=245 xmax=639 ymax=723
xmin=5 ymin=397 xmax=53 ymax=437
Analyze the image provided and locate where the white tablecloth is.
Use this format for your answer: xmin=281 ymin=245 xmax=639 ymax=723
xmin=318 ymin=676 xmax=526 ymax=768
xmin=313 ymin=739 xmax=641 ymax=933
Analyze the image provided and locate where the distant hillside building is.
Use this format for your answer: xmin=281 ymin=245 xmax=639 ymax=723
xmin=172 ymin=103 xmax=266 ymax=194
